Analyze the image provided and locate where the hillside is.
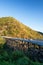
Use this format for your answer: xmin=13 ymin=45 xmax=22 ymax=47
xmin=0 ymin=17 xmax=43 ymax=40
xmin=38 ymin=31 xmax=43 ymax=35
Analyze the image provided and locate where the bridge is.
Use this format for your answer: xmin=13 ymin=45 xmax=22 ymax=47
xmin=1 ymin=36 xmax=43 ymax=62
xmin=1 ymin=36 xmax=43 ymax=50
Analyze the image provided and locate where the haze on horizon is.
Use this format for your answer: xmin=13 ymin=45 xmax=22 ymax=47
xmin=0 ymin=0 xmax=43 ymax=32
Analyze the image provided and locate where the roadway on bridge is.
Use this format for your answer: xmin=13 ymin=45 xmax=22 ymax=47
xmin=1 ymin=36 xmax=43 ymax=46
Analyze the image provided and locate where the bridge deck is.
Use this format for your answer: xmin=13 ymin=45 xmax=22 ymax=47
xmin=1 ymin=36 xmax=43 ymax=46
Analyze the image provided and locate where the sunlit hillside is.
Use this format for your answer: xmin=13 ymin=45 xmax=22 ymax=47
xmin=0 ymin=17 xmax=43 ymax=40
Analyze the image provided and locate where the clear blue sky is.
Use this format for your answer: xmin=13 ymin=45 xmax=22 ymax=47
xmin=0 ymin=0 xmax=43 ymax=32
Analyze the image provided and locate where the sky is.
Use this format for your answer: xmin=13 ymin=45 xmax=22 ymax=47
xmin=0 ymin=0 xmax=43 ymax=32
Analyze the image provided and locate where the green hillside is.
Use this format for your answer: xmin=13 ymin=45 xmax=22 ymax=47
xmin=0 ymin=17 xmax=43 ymax=40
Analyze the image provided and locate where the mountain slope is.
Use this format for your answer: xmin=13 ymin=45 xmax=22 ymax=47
xmin=0 ymin=17 xmax=43 ymax=40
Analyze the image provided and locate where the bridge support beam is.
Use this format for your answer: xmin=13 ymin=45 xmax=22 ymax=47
xmin=34 ymin=44 xmax=36 ymax=49
xmin=39 ymin=45 xmax=41 ymax=50
xmin=28 ymin=42 xmax=30 ymax=51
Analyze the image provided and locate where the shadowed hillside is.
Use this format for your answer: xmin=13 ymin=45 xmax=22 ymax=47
xmin=38 ymin=32 xmax=43 ymax=35
xmin=0 ymin=17 xmax=43 ymax=40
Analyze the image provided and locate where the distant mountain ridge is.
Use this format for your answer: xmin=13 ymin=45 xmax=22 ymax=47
xmin=0 ymin=17 xmax=43 ymax=40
